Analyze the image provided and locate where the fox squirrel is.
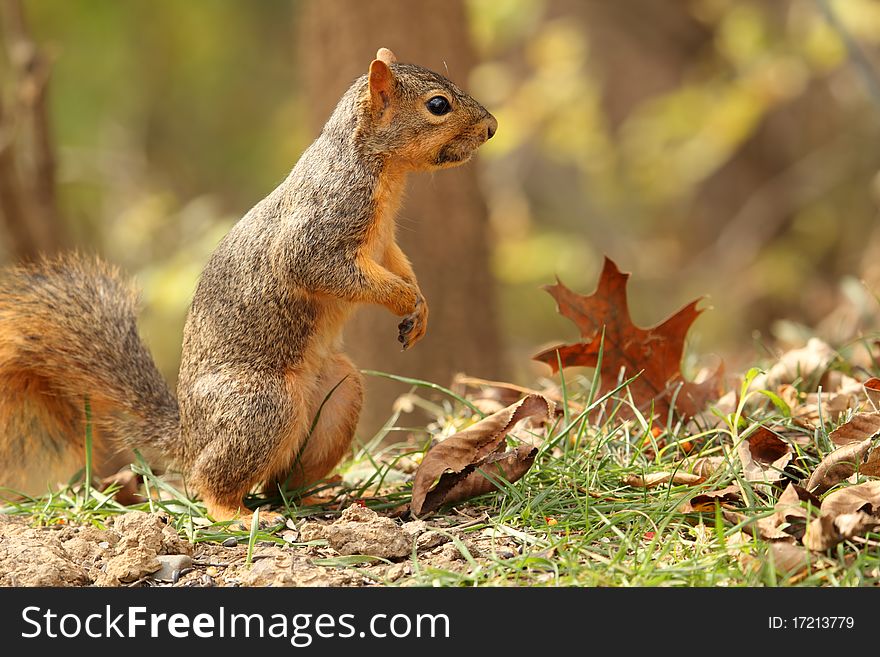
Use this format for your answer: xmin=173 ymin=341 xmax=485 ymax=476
xmin=0 ymin=48 xmax=496 ymax=522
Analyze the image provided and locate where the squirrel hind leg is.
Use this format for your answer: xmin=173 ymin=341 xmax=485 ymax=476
xmin=272 ymin=354 xmax=363 ymax=497
xmin=186 ymin=371 xmax=308 ymax=524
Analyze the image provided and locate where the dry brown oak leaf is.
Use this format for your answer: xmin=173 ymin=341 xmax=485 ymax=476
xmin=411 ymin=394 xmax=552 ymax=516
xmin=533 ymin=256 xmax=722 ymax=425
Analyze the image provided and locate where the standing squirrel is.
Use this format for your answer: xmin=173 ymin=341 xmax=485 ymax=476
xmin=0 ymin=48 xmax=496 ymax=522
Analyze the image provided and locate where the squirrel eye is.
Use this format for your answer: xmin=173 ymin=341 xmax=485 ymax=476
xmin=425 ymin=96 xmax=451 ymax=116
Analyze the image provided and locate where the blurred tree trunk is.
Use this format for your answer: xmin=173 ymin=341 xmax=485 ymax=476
xmin=297 ymin=0 xmax=505 ymax=437
xmin=0 ymin=0 xmax=64 ymax=262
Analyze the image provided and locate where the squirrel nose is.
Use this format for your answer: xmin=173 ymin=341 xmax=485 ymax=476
xmin=486 ymin=115 xmax=497 ymax=140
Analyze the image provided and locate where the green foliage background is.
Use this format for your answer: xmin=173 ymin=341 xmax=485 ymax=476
xmin=4 ymin=0 xmax=880 ymax=384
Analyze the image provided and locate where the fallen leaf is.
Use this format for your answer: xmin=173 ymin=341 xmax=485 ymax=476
xmin=755 ymin=483 xmax=814 ymax=541
xmin=748 ymin=426 xmax=791 ymax=463
xmin=429 ymin=445 xmax=537 ymax=514
xmin=860 ymin=448 xmax=880 ymax=477
xmin=722 ymin=510 xmax=754 ymax=536
xmin=688 ymin=456 xmax=725 ymax=478
xmin=801 ymin=480 xmax=880 ymax=550
xmin=737 ymin=426 xmax=792 ymax=483
xmin=765 ymin=417 xmax=814 ymax=446
xmin=805 ymin=439 xmax=872 ymax=494
xmin=680 ymin=484 xmax=742 ymax=513
xmin=752 ymin=341 xmax=866 ymax=424
xmin=822 ymin=371 xmax=864 ymax=397
xmin=833 ymin=511 xmax=878 ymax=538
xmin=819 ymin=479 xmax=880 ymax=517
xmin=622 ymin=471 xmax=704 ymax=488
xmin=769 ymin=542 xmax=811 ymax=574
xmin=802 ymin=515 xmax=838 ymax=551
xmin=802 ymin=511 xmax=880 ymax=551
xmin=533 ymin=257 xmax=722 ymax=426
xmin=792 ymin=484 xmax=823 ymax=507
xmin=866 ymin=378 xmax=880 ymax=408
xmin=410 ymin=394 xmax=552 ymax=516
xmin=828 ymin=413 xmax=880 ymax=446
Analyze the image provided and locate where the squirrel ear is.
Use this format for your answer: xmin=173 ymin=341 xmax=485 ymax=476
xmin=376 ymin=47 xmax=397 ymax=64
xmin=368 ymin=58 xmax=396 ymax=114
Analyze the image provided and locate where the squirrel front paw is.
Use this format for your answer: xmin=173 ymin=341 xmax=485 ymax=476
xmin=398 ymin=296 xmax=428 ymax=350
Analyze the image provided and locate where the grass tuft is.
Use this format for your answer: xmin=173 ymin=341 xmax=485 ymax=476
xmin=4 ymin=353 xmax=880 ymax=586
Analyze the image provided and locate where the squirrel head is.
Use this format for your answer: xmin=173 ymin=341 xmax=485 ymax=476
xmin=356 ymin=48 xmax=497 ymax=170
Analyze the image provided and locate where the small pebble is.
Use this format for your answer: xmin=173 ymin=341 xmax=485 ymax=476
xmin=416 ymin=530 xmax=448 ymax=550
xmin=495 ymin=547 xmax=516 ymax=559
xmin=386 ymin=563 xmax=411 ymax=581
xmin=153 ymin=555 xmax=193 ymax=582
xmin=200 ymin=574 xmax=215 ymax=587
xmin=206 ymin=566 xmax=219 ymax=577
xmin=221 ymin=537 xmax=238 ymax=548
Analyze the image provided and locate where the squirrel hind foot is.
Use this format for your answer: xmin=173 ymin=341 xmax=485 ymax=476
xmin=204 ymin=499 xmax=286 ymax=531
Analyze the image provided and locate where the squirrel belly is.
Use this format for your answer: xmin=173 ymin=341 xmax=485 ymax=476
xmin=0 ymin=48 xmax=496 ymax=519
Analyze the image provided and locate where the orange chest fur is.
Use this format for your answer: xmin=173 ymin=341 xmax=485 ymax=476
xmin=362 ymin=169 xmax=406 ymax=264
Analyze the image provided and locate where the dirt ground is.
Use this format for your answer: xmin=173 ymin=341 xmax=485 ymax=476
xmin=0 ymin=504 xmax=517 ymax=587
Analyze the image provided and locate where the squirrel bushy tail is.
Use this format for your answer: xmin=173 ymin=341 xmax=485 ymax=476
xmin=0 ymin=254 xmax=179 ymax=495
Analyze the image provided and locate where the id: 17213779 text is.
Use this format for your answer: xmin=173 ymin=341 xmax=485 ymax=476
xmin=769 ymin=617 xmax=854 ymax=630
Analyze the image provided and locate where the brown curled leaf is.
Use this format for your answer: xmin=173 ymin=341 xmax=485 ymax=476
xmin=688 ymin=455 xmax=725 ymax=478
xmin=769 ymin=542 xmax=811 ymax=575
xmin=679 ymin=484 xmax=742 ymax=513
xmin=828 ymin=412 xmax=880 ymax=446
xmin=819 ymin=479 xmax=880 ymax=517
xmin=737 ymin=426 xmax=792 ymax=483
xmin=755 ymin=483 xmax=814 ymax=541
xmin=805 ymin=439 xmax=872 ymax=494
xmin=431 ymin=445 xmax=537 ymax=512
xmin=748 ymin=426 xmax=792 ymax=463
xmin=865 ymin=378 xmax=880 ymax=408
xmin=802 ymin=511 xmax=880 ymax=551
xmin=622 ymin=471 xmax=704 ymax=488
xmin=860 ymin=448 xmax=880 ymax=477
xmin=410 ymin=394 xmax=552 ymax=516
xmin=801 ymin=481 xmax=880 ymax=551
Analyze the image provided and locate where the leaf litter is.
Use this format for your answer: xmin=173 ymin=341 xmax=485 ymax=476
xmin=526 ymin=254 xmax=880 ymax=576
xmin=5 ymin=253 xmax=880 ymax=587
